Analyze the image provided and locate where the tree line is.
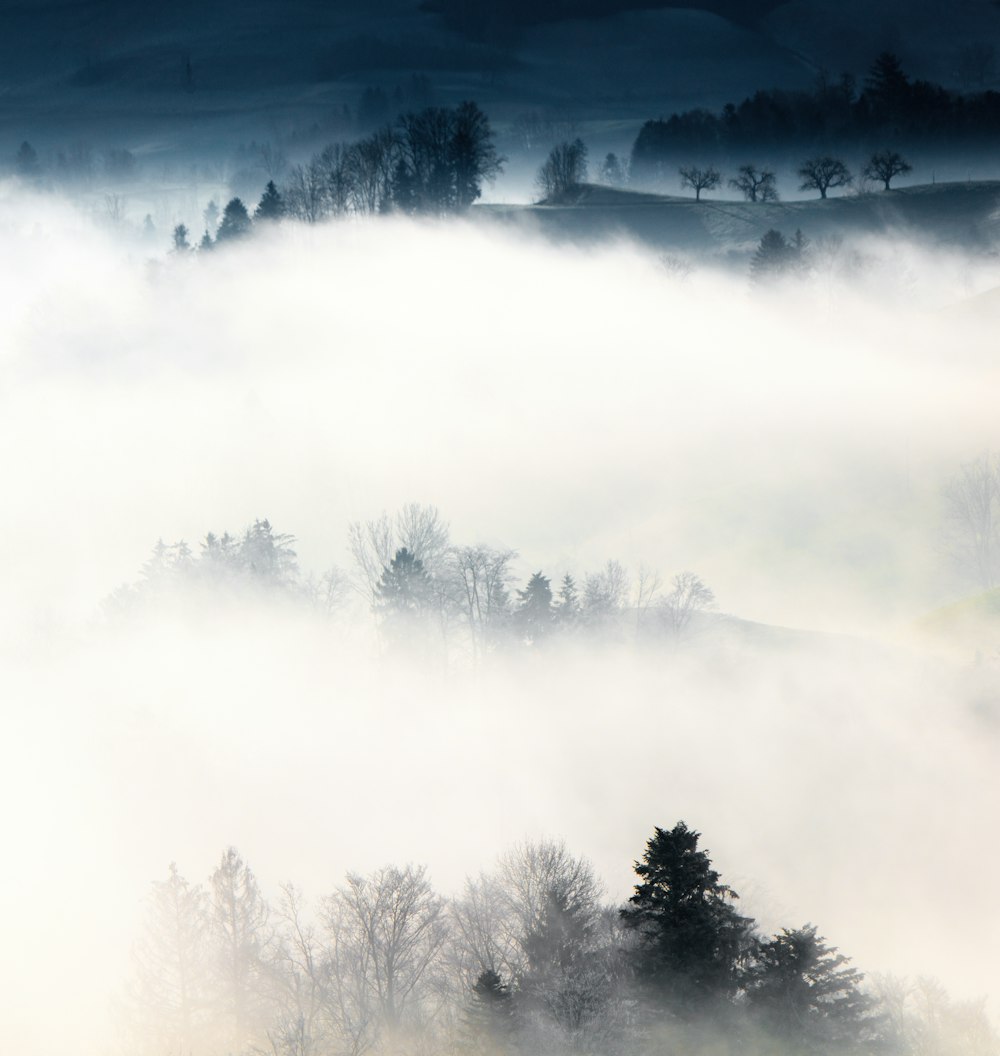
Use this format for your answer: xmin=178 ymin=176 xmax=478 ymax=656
xmin=107 ymin=507 xmax=717 ymax=660
xmin=631 ymin=52 xmax=1000 ymax=179
xmin=123 ymin=823 xmax=997 ymax=1056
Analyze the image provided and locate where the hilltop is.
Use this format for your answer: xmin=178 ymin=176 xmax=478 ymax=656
xmin=478 ymin=180 xmax=1000 ymax=260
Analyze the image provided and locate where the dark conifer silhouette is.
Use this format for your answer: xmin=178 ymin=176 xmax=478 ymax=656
xmin=254 ymin=181 xmax=284 ymax=221
xmin=215 ymin=198 xmax=252 ymax=242
xmin=621 ymin=822 xmax=755 ymax=1015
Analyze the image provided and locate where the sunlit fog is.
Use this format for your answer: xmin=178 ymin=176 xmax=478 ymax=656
xmin=5 ymin=24 xmax=1000 ymax=1056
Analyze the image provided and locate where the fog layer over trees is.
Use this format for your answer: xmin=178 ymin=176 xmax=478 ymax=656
xmin=3 ymin=186 xmax=1000 ymax=1056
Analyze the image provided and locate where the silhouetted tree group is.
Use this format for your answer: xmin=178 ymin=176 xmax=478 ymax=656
xmin=124 ymin=823 xmax=987 ymax=1056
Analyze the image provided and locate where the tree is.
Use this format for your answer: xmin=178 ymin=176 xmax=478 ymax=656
xmin=862 ymin=150 xmax=912 ymax=190
xmin=621 ymin=822 xmax=755 ymax=1016
xmin=203 ymin=199 xmax=220 ymax=234
xmin=553 ymin=573 xmax=581 ymax=629
xmin=600 ymin=152 xmax=626 ymax=186
xmin=255 ymin=180 xmax=285 ymax=221
xmin=269 ymin=885 xmax=335 ymax=1056
xmin=536 ymin=139 xmax=588 ymax=200
xmin=376 ymin=547 xmax=433 ymax=614
xmin=798 ymin=156 xmax=852 ymax=199
xmin=171 ymin=223 xmax=191 ymax=252
xmin=128 ymin=863 xmax=213 ymax=1056
xmin=750 ymin=229 xmax=809 ymax=284
xmin=240 ymin=518 xmax=299 ymax=587
xmin=944 ymin=453 xmax=1000 ymax=590
xmin=582 ymin=560 xmax=629 ymax=627
xmin=514 ymin=571 xmax=553 ymax=643
xmin=348 ymin=504 xmax=450 ymax=609
xmin=450 ymin=100 xmax=504 ymax=210
xmin=216 ymin=197 xmax=252 ymax=241
xmin=729 ymin=164 xmax=779 ymax=202
xmin=661 ymin=571 xmax=716 ymax=636
xmin=323 ymin=865 xmax=448 ymax=1043
xmin=745 ymin=925 xmax=881 ymax=1054
xmin=463 ymin=970 xmax=514 ymax=1054
xmin=451 ymin=545 xmax=517 ymax=659
xmin=679 ymin=165 xmax=721 ymax=200
xmin=209 ymin=847 xmax=274 ymax=1052
xmin=864 ymin=52 xmax=911 ymax=119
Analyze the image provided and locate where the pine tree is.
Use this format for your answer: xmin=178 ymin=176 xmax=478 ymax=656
xmin=515 ymin=572 xmax=553 ymax=643
xmin=216 ymin=197 xmax=252 ymax=242
xmin=554 ymin=574 xmax=581 ymax=628
xmin=255 ymin=180 xmax=285 ymax=221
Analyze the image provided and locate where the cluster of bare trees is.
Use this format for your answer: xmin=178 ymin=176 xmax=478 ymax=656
xmin=125 ymin=841 xmax=623 ymax=1056
xmin=124 ymin=828 xmax=998 ymax=1056
xmin=279 ymin=102 xmax=503 ymax=222
xmin=675 ymin=150 xmax=912 ymax=202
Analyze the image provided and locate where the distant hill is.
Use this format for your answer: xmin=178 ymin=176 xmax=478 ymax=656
xmin=478 ymin=180 xmax=1000 ymax=259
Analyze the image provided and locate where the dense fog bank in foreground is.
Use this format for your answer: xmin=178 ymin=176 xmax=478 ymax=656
xmin=2 ymin=185 xmax=999 ymax=1055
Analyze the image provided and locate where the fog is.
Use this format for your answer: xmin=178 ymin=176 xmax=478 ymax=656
xmin=3 ymin=179 xmax=1000 ymax=1056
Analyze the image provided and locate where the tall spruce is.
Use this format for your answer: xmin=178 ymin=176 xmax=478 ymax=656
xmin=620 ymin=822 xmax=755 ymax=1016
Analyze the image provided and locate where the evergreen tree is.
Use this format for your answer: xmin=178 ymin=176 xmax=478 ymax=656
xmin=554 ymin=573 xmax=581 ymax=628
xmin=254 ymin=180 xmax=285 ymax=221
xmin=745 ymin=924 xmax=881 ymax=1055
xmin=464 ymin=970 xmax=514 ymax=1053
xmin=621 ymin=822 xmax=756 ymax=1017
xmin=515 ymin=571 xmax=553 ymax=643
xmin=171 ymin=223 xmax=191 ymax=252
xmin=376 ymin=547 xmax=433 ymax=615
xmin=216 ymin=197 xmax=252 ymax=242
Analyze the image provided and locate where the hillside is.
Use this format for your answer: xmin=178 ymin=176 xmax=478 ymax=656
xmin=478 ymin=180 xmax=1000 ymax=259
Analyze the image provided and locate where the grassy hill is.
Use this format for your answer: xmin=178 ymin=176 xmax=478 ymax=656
xmin=478 ymin=180 xmax=1000 ymax=260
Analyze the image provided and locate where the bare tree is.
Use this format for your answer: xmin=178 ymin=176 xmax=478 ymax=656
xmin=323 ymin=865 xmax=449 ymax=1045
xmin=798 ymin=155 xmax=852 ymax=198
xmin=450 ymin=544 xmax=517 ymax=661
xmin=582 ymin=559 xmax=630 ymax=626
xmin=128 ymin=864 xmax=213 ymax=1056
xmin=346 ymin=128 xmax=399 ymax=215
xmin=536 ymin=139 xmax=588 ymax=201
xmin=661 ymin=570 xmax=716 ymax=637
xmin=210 ymin=847 xmax=274 ymax=1052
xmin=268 ymin=886 xmax=334 ymax=1056
xmin=944 ymin=452 xmax=1000 ymax=591
xmin=863 ymin=150 xmax=912 ymax=190
xmin=284 ymin=160 xmax=330 ymax=224
xmin=634 ymin=563 xmax=663 ymax=635
xmin=729 ymin=165 xmax=779 ymax=202
xmin=679 ymin=165 xmax=721 ymax=201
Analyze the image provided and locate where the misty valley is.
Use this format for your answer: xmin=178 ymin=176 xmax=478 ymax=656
xmin=3 ymin=26 xmax=1000 ymax=1056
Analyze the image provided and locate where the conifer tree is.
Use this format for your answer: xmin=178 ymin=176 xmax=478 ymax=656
xmin=621 ymin=822 xmax=755 ymax=1016
xmin=255 ymin=180 xmax=285 ymax=221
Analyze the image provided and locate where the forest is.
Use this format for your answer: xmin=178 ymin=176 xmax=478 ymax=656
xmin=630 ymin=52 xmax=1000 ymax=176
